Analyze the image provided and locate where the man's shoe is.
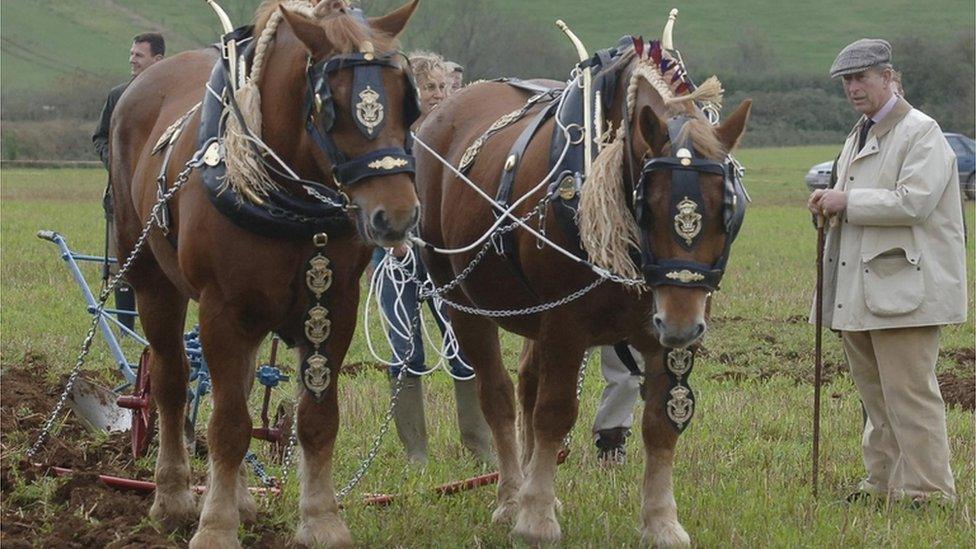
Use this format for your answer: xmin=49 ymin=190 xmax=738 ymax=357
xmin=908 ymin=495 xmax=953 ymax=511
xmin=595 ymin=427 xmax=630 ymax=468
xmin=844 ymin=490 xmax=877 ymax=504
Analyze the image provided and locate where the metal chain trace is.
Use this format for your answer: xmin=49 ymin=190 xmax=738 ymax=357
xmin=26 ymin=162 xmax=195 ymax=461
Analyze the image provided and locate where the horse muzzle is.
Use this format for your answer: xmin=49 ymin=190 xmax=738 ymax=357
xmin=652 ymin=312 xmax=706 ymax=349
xmin=358 ymin=203 xmax=420 ymax=247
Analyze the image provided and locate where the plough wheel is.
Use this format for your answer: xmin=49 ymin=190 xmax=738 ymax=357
xmin=271 ymin=400 xmax=294 ymax=463
xmin=130 ymin=347 xmax=157 ymax=459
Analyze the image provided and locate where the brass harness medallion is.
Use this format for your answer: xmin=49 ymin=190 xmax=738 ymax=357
xmin=306 ymin=254 xmax=333 ymax=299
xmin=355 ymin=86 xmax=384 ymax=136
xmin=666 ymin=385 xmax=694 ymax=429
xmin=673 ymin=196 xmax=702 ymax=246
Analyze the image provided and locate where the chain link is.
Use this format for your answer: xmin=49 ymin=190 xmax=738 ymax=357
xmin=433 ymin=277 xmax=606 ymax=318
xmin=561 ymin=348 xmax=592 ymax=451
xmin=26 ymin=163 xmax=195 ymax=461
xmin=276 ymin=298 xmax=424 ymax=500
xmin=245 ymin=451 xmax=276 ymax=488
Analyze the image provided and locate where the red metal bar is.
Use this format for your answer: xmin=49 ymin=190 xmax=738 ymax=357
xmin=44 ymin=465 xmax=278 ymax=496
xmin=361 ymin=448 xmax=572 ymax=506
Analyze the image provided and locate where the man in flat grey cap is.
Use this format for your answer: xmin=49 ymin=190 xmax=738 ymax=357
xmin=808 ymin=39 xmax=966 ymax=507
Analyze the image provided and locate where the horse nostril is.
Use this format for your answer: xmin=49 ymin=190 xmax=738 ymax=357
xmin=409 ymin=205 xmax=420 ymax=228
xmin=652 ymin=314 xmax=666 ymax=334
xmin=695 ymin=322 xmax=706 ymax=338
xmin=372 ymin=209 xmax=390 ymax=232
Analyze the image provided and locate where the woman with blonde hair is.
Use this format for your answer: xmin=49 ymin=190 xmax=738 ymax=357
xmin=371 ymin=50 xmax=491 ymax=465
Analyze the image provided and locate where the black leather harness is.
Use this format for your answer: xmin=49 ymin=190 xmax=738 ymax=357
xmin=487 ymin=40 xmax=630 ymax=298
xmin=195 ymin=17 xmax=420 ymax=241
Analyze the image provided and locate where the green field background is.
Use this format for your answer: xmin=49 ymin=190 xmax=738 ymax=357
xmin=3 ymin=0 xmax=974 ymax=91
xmin=1 ymin=146 xmax=974 ymax=546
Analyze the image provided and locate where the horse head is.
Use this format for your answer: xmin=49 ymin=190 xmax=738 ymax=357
xmin=252 ymin=0 xmax=422 ymax=246
xmin=579 ymin=40 xmax=751 ymax=349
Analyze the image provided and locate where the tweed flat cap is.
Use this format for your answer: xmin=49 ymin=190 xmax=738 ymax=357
xmin=829 ymin=38 xmax=891 ymax=78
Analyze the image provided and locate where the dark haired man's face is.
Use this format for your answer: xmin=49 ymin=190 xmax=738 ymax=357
xmin=130 ymin=41 xmax=162 ymax=76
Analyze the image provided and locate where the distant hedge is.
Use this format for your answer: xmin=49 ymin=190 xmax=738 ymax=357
xmin=1 ymin=24 xmax=971 ymax=160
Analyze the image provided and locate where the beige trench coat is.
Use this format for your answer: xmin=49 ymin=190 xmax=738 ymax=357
xmin=815 ymin=97 xmax=968 ymax=331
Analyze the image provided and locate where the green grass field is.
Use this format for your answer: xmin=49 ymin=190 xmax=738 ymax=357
xmin=1 ymin=146 xmax=974 ymax=546
xmin=3 ymin=0 xmax=974 ymax=92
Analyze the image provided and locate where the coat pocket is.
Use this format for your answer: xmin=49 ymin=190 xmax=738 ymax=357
xmin=861 ymin=247 xmax=923 ymax=316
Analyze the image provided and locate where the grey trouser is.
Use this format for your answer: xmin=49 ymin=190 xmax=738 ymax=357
xmin=842 ymin=326 xmax=956 ymax=500
xmin=592 ymin=345 xmax=642 ymax=434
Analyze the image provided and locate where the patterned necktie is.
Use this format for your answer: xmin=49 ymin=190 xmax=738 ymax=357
xmin=857 ymin=119 xmax=875 ymax=152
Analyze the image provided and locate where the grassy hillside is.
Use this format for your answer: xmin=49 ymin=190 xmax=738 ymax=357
xmin=496 ymin=0 xmax=975 ymax=74
xmin=2 ymin=0 xmax=973 ymax=92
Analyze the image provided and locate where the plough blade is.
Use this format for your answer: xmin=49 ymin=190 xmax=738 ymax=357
xmin=67 ymin=376 xmax=130 ymax=433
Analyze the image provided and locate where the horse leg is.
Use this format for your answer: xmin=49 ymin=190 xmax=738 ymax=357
xmin=236 ymin=361 xmax=257 ymax=524
xmin=293 ymin=345 xmax=352 ymax=548
xmin=189 ymin=302 xmax=261 ymax=549
xmin=512 ymin=335 xmax=583 ymax=544
xmin=449 ymin=311 xmax=522 ymax=523
xmin=516 ymin=339 xmax=539 ymax=469
xmin=139 ymin=283 xmax=196 ymax=529
xmin=639 ymin=345 xmax=690 ymax=547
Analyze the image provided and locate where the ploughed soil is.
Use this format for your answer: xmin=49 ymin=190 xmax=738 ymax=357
xmin=0 ymin=356 xmax=292 ymax=548
xmin=1 ymin=346 xmax=971 ymax=547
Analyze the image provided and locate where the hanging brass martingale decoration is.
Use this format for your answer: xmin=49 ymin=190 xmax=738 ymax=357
xmin=301 ymin=233 xmax=334 ymax=400
xmin=664 ymin=347 xmax=696 ymax=432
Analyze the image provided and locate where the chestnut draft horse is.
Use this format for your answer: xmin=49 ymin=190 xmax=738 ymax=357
xmin=416 ymin=35 xmax=751 ymax=544
xmin=110 ymin=1 xmax=421 ymax=546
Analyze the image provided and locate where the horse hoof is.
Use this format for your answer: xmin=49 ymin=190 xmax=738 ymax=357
xmin=149 ymin=490 xmax=197 ymax=529
xmin=188 ymin=528 xmax=242 ymax=549
xmin=512 ymin=505 xmax=561 ymax=545
xmin=295 ymin=515 xmax=353 ymax=548
xmin=641 ymin=519 xmax=691 ymax=548
xmin=491 ymin=498 xmax=519 ymax=523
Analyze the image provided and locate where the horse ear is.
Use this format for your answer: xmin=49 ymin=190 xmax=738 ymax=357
xmin=368 ymin=0 xmax=419 ymax=39
xmin=716 ymin=100 xmax=752 ymax=151
xmin=636 ymin=105 xmax=668 ymax=157
xmin=279 ymin=6 xmax=334 ymax=56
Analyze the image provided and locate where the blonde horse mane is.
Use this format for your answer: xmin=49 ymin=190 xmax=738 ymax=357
xmin=578 ymin=47 xmax=725 ymax=286
xmin=224 ymin=0 xmax=392 ymax=201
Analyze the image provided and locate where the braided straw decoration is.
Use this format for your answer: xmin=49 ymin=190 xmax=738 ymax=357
xmin=577 ymin=52 xmax=723 ymax=284
xmin=222 ymin=0 xmax=333 ymax=200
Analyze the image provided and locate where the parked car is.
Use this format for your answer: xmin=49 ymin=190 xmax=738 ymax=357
xmin=804 ymin=132 xmax=976 ymax=199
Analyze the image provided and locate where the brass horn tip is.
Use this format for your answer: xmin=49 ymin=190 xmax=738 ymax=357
xmin=669 ymin=8 xmax=679 ymax=18
xmin=555 ymin=19 xmax=568 ymax=30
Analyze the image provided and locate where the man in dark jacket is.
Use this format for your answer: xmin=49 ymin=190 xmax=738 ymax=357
xmin=93 ymin=32 xmax=164 ymax=331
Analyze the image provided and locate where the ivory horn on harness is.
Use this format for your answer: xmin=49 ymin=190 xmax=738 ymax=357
xmin=555 ymin=20 xmax=594 ymax=178
xmin=203 ymin=0 xmax=239 ymax=89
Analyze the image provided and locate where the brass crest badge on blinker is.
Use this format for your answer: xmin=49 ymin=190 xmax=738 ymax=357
xmin=355 ymin=86 xmax=384 ymax=136
xmin=673 ymin=196 xmax=702 ymax=246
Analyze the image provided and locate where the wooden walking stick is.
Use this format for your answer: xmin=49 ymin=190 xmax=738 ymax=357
xmin=812 ymin=215 xmax=826 ymax=498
